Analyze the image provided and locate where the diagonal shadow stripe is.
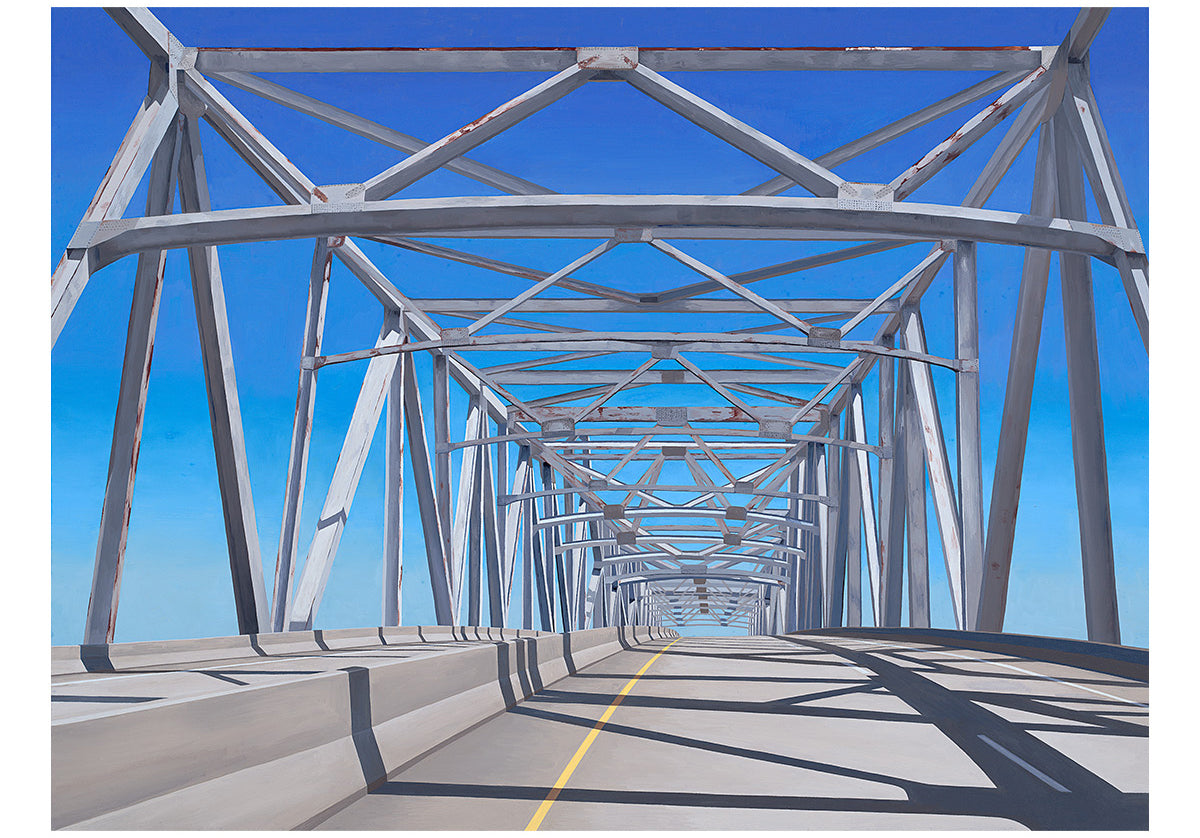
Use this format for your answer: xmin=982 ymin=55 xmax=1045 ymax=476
xmin=371 ymin=779 xmax=1147 ymax=829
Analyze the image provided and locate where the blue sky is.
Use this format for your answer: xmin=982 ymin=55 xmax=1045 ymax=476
xmin=49 ymin=5 xmax=1148 ymax=646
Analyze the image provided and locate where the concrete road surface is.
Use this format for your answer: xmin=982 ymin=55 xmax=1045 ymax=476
xmin=313 ymin=634 xmax=1148 ymax=830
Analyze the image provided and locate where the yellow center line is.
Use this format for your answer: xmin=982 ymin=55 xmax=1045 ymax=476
xmin=524 ymin=636 xmax=681 ymax=831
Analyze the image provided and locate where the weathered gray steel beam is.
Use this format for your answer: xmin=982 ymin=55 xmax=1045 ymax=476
xmin=575 ymin=356 xmax=662 ymax=422
xmin=315 ymin=332 xmax=961 ymax=374
xmin=534 ymin=464 xmax=556 ymax=630
xmin=466 ymin=240 xmax=616 ymax=335
xmin=1062 ymin=65 xmax=1148 ymax=348
xmin=900 ymin=306 xmax=965 ymax=627
xmin=837 ymin=252 xmax=942 ymax=337
xmin=748 ymin=70 xmax=1028 ymax=197
xmin=538 ymin=507 xmax=814 ymax=532
xmin=1053 ymin=114 xmax=1120 ymax=645
xmin=509 ymin=405 xmax=838 ymax=429
xmin=363 ymin=64 xmax=595 ymax=200
xmin=845 ymin=418 xmax=862 ymax=626
xmin=371 ymin=237 xmax=638 ymax=304
xmin=480 ymin=436 xmax=504 ymax=626
xmin=961 ymin=86 xmax=1050 ymax=210
xmin=903 ymin=364 xmax=930 ymax=628
xmin=52 ymin=77 xmax=178 ymax=346
xmin=177 ymin=115 xmax=270 ymax=635
xmin=85 ymin=196 xmax=1143 ymax=269
xmin=491 ymin=369 xmax=840 ymax=386
xmin=468 ymin=408 xmax=487 ymax=625
xmin=451 ymin=398 xmax=484 ymax=624
xmin=657 ymin=241 xmax=914 ymax=302
xmin=977 ymin=124 xmax=1056 ymax=633
xmin=194 ymin=45 xmax=1046 ymax=74
xmin=83 ymin=122 xmax=180 ymax=645
xmin=208 ymin=70 xmax=554 ymax=196
xmin=876 ymin=339 xmax=897 ymax=624
xmin=849 ymin=386 xmax=883 ymax=626
xmin=419 ymin=297 xmax=897 ymax=315
xmin=105 ymin=7 xmax=173 ymax=63
xmin=286 ymin=323 xmax=403 ymax=630
xmin=649 ymin=240 xmax=815 ymax=333
xmin=432 ymin=353 xmax=457 ymax=611
xmin=954 ymin=240 xmax=985 ymax=630
xmin=381 ymin=312 xmax=407 ymax=628
xmin=822 ymin=417 xmax=843 ymax=627
xmin=891 ymin=64 xmax=1050 ymax=201
xmin=882 ymin=363 xmax=909 ymax=627
xmin=273 ymin=238 xmax=333 ymax=632
xmin=612 ymin=570 xmax=786 ymax=588
xmin=1067 ymin=8 xmax=1111 ymax=61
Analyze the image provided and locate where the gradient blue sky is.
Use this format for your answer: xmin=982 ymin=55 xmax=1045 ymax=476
xmin=49 ymin=5 xmax=1149 ymax=646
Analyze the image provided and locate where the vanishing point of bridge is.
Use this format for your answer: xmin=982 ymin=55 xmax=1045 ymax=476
xmin=51 ymin=7 xmax=1147 ymax=830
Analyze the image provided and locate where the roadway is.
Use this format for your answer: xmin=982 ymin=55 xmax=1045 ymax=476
xmin=313 ymin=634 xmax=1148 ymax=830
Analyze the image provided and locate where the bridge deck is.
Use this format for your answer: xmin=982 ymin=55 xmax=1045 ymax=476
xmin=314 ymin=634 xmax=1148 ymax=831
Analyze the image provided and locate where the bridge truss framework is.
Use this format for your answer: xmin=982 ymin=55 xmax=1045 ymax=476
xmin=52 ymin=7 xmax=1147 ymax=643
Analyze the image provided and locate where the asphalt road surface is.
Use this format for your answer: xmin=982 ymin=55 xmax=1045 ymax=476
xmin=313 ymin=634 xmax=1148 ymax=830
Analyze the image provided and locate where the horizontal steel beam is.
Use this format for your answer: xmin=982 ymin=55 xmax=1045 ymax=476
xmin=612 ymin=570 xmax=785 ymax=588
xmin=415 ymin=298 xmax=895 ymax=315
xmin=87 ymin=196 xmax=1140 ymax=270
xmin=193 ymin=46 xmax=1047 ymax=74
xmin=508 ymin=405 xmax=823 ymax=425
xmin=489 ymin=369 xmax=841 ymax=387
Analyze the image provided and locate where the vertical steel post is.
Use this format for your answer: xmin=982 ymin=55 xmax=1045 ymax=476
xmin=978 ymin=124 xmax=1056 ymax=632
xmin=403 ymin=354 xmax=454 ymax=625
xmin=432 ymin=352 xmax=455 ymax=610
xmin=177 ymin=115 xmax=269 ymax=635
xmin=481 ymin=438 xmax=504 ymax=627
xmin=824 ymin=418 xmax=844 ymax=628
xmin=876 ymin=338 xmax=896 ymax=623
xmin=275 ymin=238 xmax=333 ymax=632
xmin=955 ymin=240 xmax=985 ymax=630
xmin=1054 ymin=115 xmax=1121 ymax=644
xmin=850 ymin=385 xmax=882 ymax=625
xmin=903 ymin=364 xmax=931 ymax=628
xmin=520 ymin=461 xmax=535 ymax=630
xmin=381 ymin=310 xmax=406 ymax=627
xmin=786 ymin=466 xmax=801 ymax=632
xmin=287 ymin=323 xmax=402 ymax=630
xmin=844 ymin=412 xmax=863 ymax=628
xmin=901 ymin=305 xmax=966 ymax=628
xmin=539 ymin=462 xmax=559 ymax=631
xmin=84 ymin=123 xmax=180 ymax=645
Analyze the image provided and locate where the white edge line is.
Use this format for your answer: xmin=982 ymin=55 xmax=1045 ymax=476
xmin=977 ymin=734 xmax=1070 ymax=792
xmin=940 ymin=648 xmax=1147 ymax=705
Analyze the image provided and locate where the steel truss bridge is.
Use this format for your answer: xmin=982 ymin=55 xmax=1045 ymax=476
xmin=50 ymin=7 xmax=1150 ymax=830
xmin=52 ymin=7 xmax=1146 ymax=644
xmin=65 ymin=6 xmax=1154 ymax=651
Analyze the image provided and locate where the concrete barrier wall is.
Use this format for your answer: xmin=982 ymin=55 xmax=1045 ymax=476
xmin=804 ymin=627 xmax=1148 ymax=681
xmin=52 ymin=625 xmax=676 ymax=830
xmin=51 ymin=624 xmax=545 ymax=677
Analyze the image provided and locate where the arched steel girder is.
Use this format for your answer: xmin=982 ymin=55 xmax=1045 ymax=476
xmin=451 ymin=431 xmax=875 ymax=459
xmin=316 ymin=330 xmax=960 ymax=374
xmin=85 ymin=195 xmax=1141 ymax=271
xmin=596 ymin=551 xmax=794 ymax=569
xmin=612 ymin=570 xmax=786 ymax=589
xmin=536 ymin=506 xmax=816 ymax=532
xmin=499 ymin=481 xmax=835 ymax=508
xmin=557 ymin=534 xmax=806 ymax=556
